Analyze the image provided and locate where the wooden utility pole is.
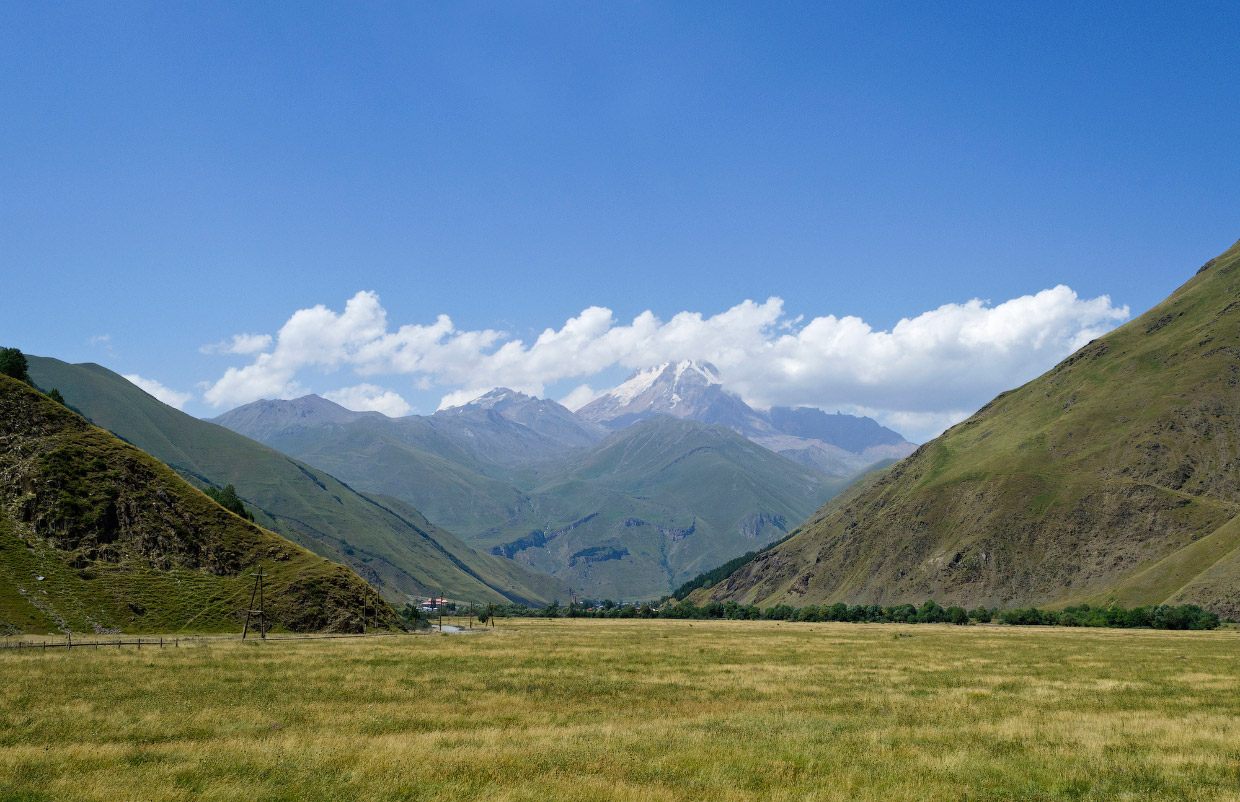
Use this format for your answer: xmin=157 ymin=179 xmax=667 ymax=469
xmin=242 ymin=566 xmax=269 ymax=640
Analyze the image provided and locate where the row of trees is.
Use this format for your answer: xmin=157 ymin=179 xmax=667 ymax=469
xmin=517 ymin=598 xmax=1221 ymax=630
xmin=998 ymin=603 xmax=1220 ymax=630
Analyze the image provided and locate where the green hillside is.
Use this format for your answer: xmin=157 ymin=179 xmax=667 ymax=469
xmin=25 ymin=357 xmax=569 ymax=607
xmin=486 ymin=417 xmax=852 ymax=600
xmin=0 ymin=374 xmax=400 ymax=634
xmin=704 ymin=238 xmax=1240 ymax=617
xmin=259 ymin=417 xmax=536 ymax=540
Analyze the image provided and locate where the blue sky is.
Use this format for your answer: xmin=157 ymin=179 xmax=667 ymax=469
xmin=3 ymin=2 xmax=1238 ymax=441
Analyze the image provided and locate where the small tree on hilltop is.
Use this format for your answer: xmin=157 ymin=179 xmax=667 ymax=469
xmin=0 ymin=347 xmax=32 ymax=384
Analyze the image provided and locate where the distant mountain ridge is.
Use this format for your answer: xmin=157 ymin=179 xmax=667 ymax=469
xmin=211 ymin=389 xmax=855 ymax=599
xmin=698 ymin=238 xmax=1240 ymax=617
xmin=432 ymin=388 xmax=610 ymax=458
xmin=214 ymin=388 xmax=609 ymax=468
xmin=206 ymin=395 xmax=384 ymax=442
xmin=577 ymin=360 xmax=917 ymax=474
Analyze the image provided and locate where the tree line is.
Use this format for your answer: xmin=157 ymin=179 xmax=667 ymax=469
xmin=503 ymin=598 xmax=1221 ymax=630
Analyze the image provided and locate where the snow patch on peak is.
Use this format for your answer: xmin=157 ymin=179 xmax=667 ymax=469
xmin=675 ymin=360 xmax=721 ymax=385
xmin=610 ymin=363 xmax=669 ymax=405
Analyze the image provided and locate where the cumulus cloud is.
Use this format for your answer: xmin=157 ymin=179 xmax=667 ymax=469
xmin=201 ymin=288 xmax=1129 ymax=439
xmin=322 ymin=384 xmax=413 ymax=417
xmin=559 ymin=384 xmax=602 ymax=412
xmin=123 ymin=374 xmax=193 ymax=410
xmin=199 ymin=333 xmax=273 ymax=355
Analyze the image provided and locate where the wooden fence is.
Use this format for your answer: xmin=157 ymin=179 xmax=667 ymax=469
xmin=0 ymin=636 xmax=194 ymax=651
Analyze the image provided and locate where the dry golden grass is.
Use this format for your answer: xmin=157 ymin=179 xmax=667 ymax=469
xmin=2 ymin=619 xmax=1239 ymax=801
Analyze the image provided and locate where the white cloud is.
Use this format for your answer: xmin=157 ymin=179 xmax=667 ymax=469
xmin=202 ymin=288 xmax=1130 ymax=441
xmin=123 ymin=374 xmax=193 ymax=410
xmin=203 ymin=292 xmax=388 ymax=406
xmin=200 ymin=333 xmax=273 ymax=355
xmin=559 ymin=384 xmax=601 ymax=412
xmin=322 ymin=384 xmax=413 ymax=417
xmin=88 ymin=334 xmax=115 ymax=357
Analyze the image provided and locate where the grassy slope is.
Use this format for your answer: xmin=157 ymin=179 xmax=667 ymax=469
xmin=2 ymin=620 xmax=1238 ymax=801
xmin=0 ymin=375 xmax=400 ymax=634
xmin=706 ymin=238 xmax=1240 ymax=616
xmin=264 ymin=419 xmax=537 ymax=539
xmin=25 ymin=357 xmax=569 ymax=606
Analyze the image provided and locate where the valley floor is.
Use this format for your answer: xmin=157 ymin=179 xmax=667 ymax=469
xmin=2 ymin=619 xmax=1238 ymax=801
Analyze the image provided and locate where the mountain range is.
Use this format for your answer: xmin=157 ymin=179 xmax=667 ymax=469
xmin=209 ymin=366 xmax=909 ymax=599
xmin=699 ymin=238 xmax=1240 ymax=618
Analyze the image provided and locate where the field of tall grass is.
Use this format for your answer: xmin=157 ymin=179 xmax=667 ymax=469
xmin=2 ymin=619 xmax=1238 ymax=800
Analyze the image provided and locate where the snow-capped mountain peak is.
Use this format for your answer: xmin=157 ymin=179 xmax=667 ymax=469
xmin=575 ymin=361 xmax=917 ymax=474
xmin=605 ymin=360 xmax=722 ymax=404
xmin=576 ymin=360 xmax=740 ymax=429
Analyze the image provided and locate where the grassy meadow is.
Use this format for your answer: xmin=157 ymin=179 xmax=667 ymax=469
xmin=2 ymin=619 xmax=1239 ymax=801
